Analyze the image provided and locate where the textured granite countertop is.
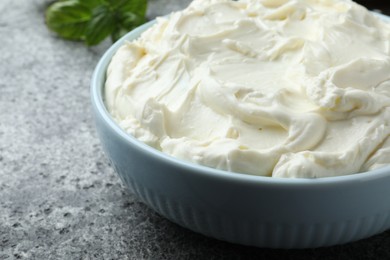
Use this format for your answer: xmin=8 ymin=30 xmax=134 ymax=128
xmin=1 ymin=0 xmax=390 ymax=259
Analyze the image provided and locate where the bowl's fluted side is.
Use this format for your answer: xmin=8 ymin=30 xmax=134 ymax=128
xmin=91 ymin=106 xmax=390 ymax=248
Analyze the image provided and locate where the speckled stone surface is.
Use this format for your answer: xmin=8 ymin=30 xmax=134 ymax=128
xmin=1 ymin=0 xmax=390 ymax=259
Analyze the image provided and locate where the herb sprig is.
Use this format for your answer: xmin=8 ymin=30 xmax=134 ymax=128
xmin=45 ymin=0 xmax=147 ymax=46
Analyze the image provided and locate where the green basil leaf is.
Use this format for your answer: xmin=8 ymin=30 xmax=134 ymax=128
xmin=45 ymin=0 xmax=147 ymax=46
xmin=109 ymin=0 xmax=148 ymax=42
xmin=110 ymin=13 xmax=145 ymax=42
xmin=80 ymin=0 xmax=105 ymax=9
xmin=115 ymin=0 xmax=147 ymax=18
xmin=45 ymin=0 xmax=95 ymax=40
xmin=85 ymin=5 xmax=116 ymax=46
xmin=121 ymin=11 xmax=146 ymax=27
xmin=111 ymin=26 xmax=129 ymax=42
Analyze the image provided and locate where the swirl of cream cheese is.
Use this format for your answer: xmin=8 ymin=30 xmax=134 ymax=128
xmin=105 ymin=0 xmax=390 ymax=178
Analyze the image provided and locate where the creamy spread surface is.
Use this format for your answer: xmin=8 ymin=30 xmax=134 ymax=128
xmin=105 ymin=0 xmax=390 ymax=178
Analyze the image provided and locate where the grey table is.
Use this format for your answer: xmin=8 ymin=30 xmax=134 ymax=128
xmin=1 ymin=0 xmax=390 ymax=259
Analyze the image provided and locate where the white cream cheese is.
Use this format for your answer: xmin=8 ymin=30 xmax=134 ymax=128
xmin=105 ymin=0 xmax=390 ymax=178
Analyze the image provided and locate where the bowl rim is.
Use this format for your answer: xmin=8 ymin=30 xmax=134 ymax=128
xmin=91 ymin=13 xmax=390 ymax=186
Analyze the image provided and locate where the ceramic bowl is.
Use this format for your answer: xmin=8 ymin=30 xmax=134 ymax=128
xmin=91 ymin=15 xmax=390 ymax=249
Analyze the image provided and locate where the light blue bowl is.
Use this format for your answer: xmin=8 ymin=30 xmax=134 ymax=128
xmin=91 ymin=16 xmax=390 ymax=249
